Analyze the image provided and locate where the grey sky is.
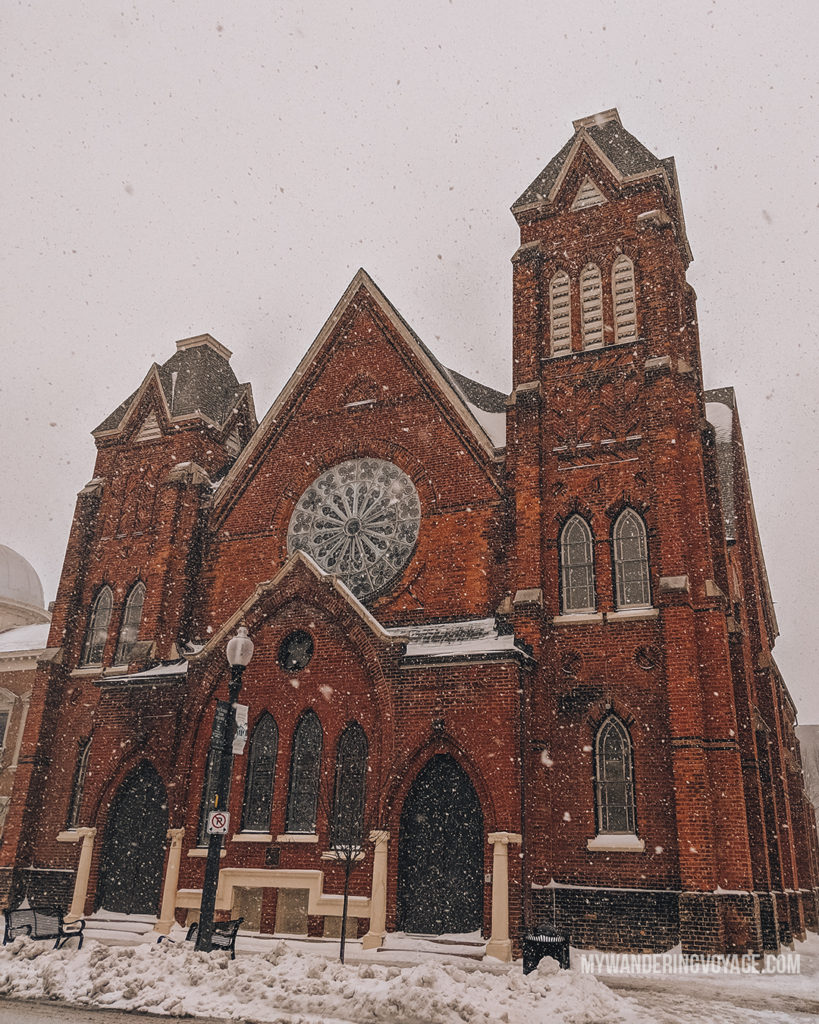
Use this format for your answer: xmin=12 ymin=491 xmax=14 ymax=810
xmin=2 ymin=1 xmax=817 ymax=717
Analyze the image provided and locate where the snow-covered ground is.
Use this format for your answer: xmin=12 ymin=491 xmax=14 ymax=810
xmin=0 ymin=931 xmax=816 ymax=1023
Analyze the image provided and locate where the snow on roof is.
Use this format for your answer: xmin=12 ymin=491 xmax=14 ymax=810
xmin=386 ymin=617 xmax=531 ymax=662
xmin=0 ymin=621 xmax=50 ymax=654
xmin=462 ymin=402 xmax=506 ymax=448
xmin=705 ymin=401 xmax=734 ymax=443
xmin=101 ymin=660 xmax=188 ymax=684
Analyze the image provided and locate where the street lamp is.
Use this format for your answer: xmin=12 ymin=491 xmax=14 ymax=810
xmin=195 ymin=625 xmax=254 ymax=951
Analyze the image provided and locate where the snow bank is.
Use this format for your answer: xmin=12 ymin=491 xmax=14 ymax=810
xmin=0 ymin=938 xmax=647 ymax=1023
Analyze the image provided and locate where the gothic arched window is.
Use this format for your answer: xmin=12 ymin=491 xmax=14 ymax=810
xmin=549 ymin=271 xmax=572 ymax=356
xmin=286 ymin=711 xmax=323 ymax=833
xmin=66 ymin=737 xmax=92 ymax=829
xmin=114 ymin=582 xmax=146 ymax=665
xmin=560 ymin=515 xmax=596 ymax=613
xmin=612 ymin=255 xmax=637 ymax=344
xmin=241 ymin=714 xmax=278 ymax=832
xmin=580 ymin=263 xmax=604 ymax=349
xmin=331 ymin=722 xmax=368 ymax=849
xmin=80 ymin=586 xmax=113 ymax=666
xmin=612 ymin=509 xmax=651 ymax=608
xmin=595 ymin=715 xmax=636 ymax=834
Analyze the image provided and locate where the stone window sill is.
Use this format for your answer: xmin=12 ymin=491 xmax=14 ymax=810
xmin=275 ymin=833 xmax=319 ymax=844
xmin=231 ymin=832 xmax=273 ymax=843
xmin=56 ymin=830 xmax=80 ymax=843
xmin=321 ymin=849 xmax=365 ymax=862
xmin=552 ymin=613 xmax=603 ymax=625
xmin=586 ymin=834 xmax=645 ymax=852
xmin=70 ymin=667 xmax=101 ymax=677
xmin=605 ymin=608 xmax=659 ymax=621
xmin=188 ymin=847 xmax=226 ymax=858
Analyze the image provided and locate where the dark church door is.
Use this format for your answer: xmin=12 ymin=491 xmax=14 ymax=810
xmin=97 ymin=761 xmax=168 ymax=915
xmin=397 ymin=754 xmax=484 ymax=934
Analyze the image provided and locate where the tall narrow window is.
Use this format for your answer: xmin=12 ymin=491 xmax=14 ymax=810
xmin=114 ymin=582 xmax=146 ymax=665
xmin=612 ymin=255 xmax=637 ymax=344
xmin=66 ymin=737 xmax=92 ymax=829
xmin=242 ymin=714 xmax=278 ymax=832
xmin=595 ymin=716 xmax=636 ymax=834
xmin=549 ymin=271 xmax=572 ymax=356
xmin=580 ymin=263 xmax=604 ymax=349
xmin=286 ymin=711 xmax=323 ymax=833
xmin=612 ymin=509 xmax=651 ymax=608
xmin=331 ymin=722 xmax=368 ymax=849
xmin=80 ymin=587 xmax=113 ymax=666
xmin=560 ymin=516 xmax=596 ymax=613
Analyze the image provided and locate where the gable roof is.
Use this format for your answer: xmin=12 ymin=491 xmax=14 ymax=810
xmin=513 ymin=110 xmax=664 ymax=211
xmin=94 ymin=334 xmax=256 ymax=437
xmin=187 ymin=550 xmax=405 ymax=661
xmin=212 ymin=269 xmax=507 ymax=510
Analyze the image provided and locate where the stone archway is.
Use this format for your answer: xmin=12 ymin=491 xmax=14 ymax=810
xmin=96 ymin=761 xmax=168 ymax=915
xmin=397 ymin=754 xmax=484 ymax=934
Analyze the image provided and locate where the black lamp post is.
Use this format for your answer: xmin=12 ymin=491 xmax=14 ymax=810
xmin=195 ymin=625 xmax=254 ymax=952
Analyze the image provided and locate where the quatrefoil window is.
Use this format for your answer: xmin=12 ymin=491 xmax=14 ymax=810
xmin=287 ymin=458 xmax=421 ymax=600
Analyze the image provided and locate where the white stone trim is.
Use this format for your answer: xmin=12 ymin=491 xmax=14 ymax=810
xmin=552 ymin=613 xmax=603 ymax=624
xmin=604 ymin=608 xmax=659 ymax=621
xmin=187 ymin=847 xmax=226 ymax=858
xmin=231 ymin=832 xmax=273 ymax=843
xmin=586 ymin=834 xmax=645 ymax=852
xmin=174 ymin=867 xmax=372 ymax=917
xmin=275 ymin=833 xmax=319 ymax=843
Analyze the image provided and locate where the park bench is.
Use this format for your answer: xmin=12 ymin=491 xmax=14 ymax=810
xmin=158 ymin=917 xmax=244 ymax=959
xmin=3 ymin=905 xmax=85 ymax=950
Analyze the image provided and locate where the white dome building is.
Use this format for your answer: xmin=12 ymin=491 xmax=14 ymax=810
xmin=0 ymin=545 xmax=50 ymax=633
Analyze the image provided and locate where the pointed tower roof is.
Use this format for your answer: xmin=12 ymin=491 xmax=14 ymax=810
xmin=512 ymin=108 xmax=692 ymax=262
xmin=512 ymin=109 xmax=665 ymax=210
xmin=93 ymin=333 xmax=256 ymax=437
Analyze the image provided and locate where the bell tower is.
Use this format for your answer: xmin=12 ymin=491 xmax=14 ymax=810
xmin=507 ymin=111 xmax=763 ymax=955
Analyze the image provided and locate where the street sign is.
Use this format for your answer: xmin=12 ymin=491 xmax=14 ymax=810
xmin=207 ymin=810 xmax=230 ymax=835
xmin=211 ymin=701 xmax=230 ymax=750
xmin=232 ymin=702 xmax=249 ymax=754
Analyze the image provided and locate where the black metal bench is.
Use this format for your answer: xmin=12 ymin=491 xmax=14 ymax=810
xmin=158 ymin=917 xmax=244 ymax=958
xmin=3 ymin=905 xmax=85 ymax=950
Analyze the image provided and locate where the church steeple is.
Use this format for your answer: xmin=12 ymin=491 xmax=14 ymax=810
xmin=510 ymin=110 xmax=697 ymax=386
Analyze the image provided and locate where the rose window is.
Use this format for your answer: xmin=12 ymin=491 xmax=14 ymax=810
xmin=287 ymin=458 xmax=421 ymax=600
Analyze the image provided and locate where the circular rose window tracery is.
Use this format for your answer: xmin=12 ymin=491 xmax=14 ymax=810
xmin=287 ymin=458 xmax=421 ymax=600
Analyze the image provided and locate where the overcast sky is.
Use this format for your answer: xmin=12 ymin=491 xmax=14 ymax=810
xmin=2 ymin=1 xmax=817 ymax=718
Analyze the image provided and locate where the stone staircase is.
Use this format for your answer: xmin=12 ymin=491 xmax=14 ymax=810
xmin=82 ymin=909 xmax=160 ymax=946
xmin=378 ymin=931 xmax=487 ymax=960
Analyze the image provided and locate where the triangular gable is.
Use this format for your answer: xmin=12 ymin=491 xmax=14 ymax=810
xmin=93 ymin=365 xmax=171 ymax=439
xmin=134 ymin=411 xmax=162 ymax=443
xmin=571 ymin=175 xmax=607 ymax=210
xmin=186 ymin=550 xmax=407 ymax=663
xmin=548 ymin=130 xmax=626 ymax=207
xmin=94 ymin=365 xmax=256 ymax=442
xmin=213 ymin=269 xmax=503 ymax=513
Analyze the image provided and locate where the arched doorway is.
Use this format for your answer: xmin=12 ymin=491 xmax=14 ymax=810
xmin=397 ymin=754 xmax=484 ymax=934
xmin=97 ymin=761 xmax=168 ymax=915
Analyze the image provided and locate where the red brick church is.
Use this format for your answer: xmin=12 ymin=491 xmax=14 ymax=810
xmin=2 ymin=109 xmax=817 ymax=957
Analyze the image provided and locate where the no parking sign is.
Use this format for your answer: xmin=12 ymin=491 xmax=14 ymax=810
xmin=207 ymin=810 xmax=230 ymax=835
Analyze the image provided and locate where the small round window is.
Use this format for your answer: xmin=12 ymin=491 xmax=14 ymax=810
xmin=278 ymin=630 xmax=314 ymax=672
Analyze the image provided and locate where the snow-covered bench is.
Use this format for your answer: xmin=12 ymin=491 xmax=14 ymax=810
xmin=158 ymin=917 xmax=244 ymax=959
xmin=3 ymin=905 xmax=85 ymax=950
